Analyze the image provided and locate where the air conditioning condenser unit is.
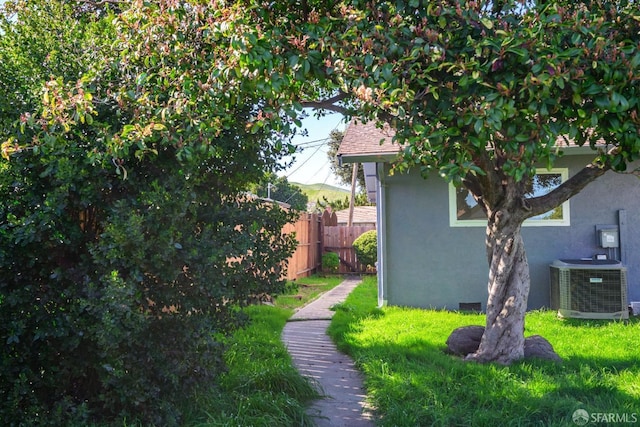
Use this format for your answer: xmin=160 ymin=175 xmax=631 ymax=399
xmin=550 ymin=259 xmax=628 ymax=320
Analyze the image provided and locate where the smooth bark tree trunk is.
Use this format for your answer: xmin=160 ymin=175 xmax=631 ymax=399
xmin=465 ymin=208 xmax=530 ymax=365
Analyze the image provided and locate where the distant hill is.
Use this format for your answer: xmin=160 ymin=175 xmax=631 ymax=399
xmin=292 ymin=182 xmax=350 ymax=204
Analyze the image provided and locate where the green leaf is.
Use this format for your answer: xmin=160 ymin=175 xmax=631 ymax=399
xmin=572 ymin=93 xmax=582 ymax=105
xmin=595 ymin=96 xmax=610 ymax=108
xmin=382 ymin=64 xmax=393 ymax=81
xmin=506 ymin=47 xmax=527 ymax=58
xmin=480 ymin=18 xmax=493 ymax=29
xmin=122 ymin=124 xmax=136 ymax=138
xmin=474 ymin=119 xmax=484 ymax=134
xmin=584 ymin=84 xmax=601 ymax=95
xmin=364 ymin=54 xmax=373 ymax=67
xmin=612 ymin=92 xmax=630 ymax=111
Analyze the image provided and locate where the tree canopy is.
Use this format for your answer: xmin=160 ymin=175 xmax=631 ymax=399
xmin=250 ymin=173 xmax=309 ymax=211
xmin=326 ymin=129 xmax=367 ymax=190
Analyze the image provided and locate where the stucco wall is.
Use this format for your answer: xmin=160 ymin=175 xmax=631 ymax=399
xmin=380 ymin=155 xmax=640 ymax=310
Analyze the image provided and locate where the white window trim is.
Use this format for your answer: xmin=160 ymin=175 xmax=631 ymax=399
xmin=449 ymin=168 xmax=571 ymax=227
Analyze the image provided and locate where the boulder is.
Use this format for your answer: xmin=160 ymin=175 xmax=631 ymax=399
xmin=524 ymin=335 xmax=562 ymax=362
xmin=445 ymin=325 xmax=484 ymax=356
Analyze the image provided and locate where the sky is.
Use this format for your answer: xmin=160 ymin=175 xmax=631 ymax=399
xmin=278 ymin=111 xmax=349 ymax=189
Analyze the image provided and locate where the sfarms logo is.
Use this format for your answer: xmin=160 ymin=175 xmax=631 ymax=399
xmin=573 ymin=409 xmax=638 ymax=425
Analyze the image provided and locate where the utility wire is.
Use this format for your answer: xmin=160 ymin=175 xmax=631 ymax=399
xmin=285 ymin=142 xmax=325 ymax=178
xmin=294 ymin=137 xmax=331 ymax=148
xmin=286 ymin=120 xmax=343 ymax=180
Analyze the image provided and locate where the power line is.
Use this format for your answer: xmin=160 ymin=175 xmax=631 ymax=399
xmin=293 ymin=136 xmax=332 ymax=147
xmin=285 ymin=142 xmax=325 ymax=178
xmin=293 ymin=141 xmax=330 ymax=150
xmin=286 ymin=119 xmax=343 ymax=180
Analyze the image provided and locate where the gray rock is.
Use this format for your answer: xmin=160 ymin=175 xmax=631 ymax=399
xmin=445 ymin=325 xmax=484 ymax=356
xmin=524 ymin=335 xmax=562 ymax=362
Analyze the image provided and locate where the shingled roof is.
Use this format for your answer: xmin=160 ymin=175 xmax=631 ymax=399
xmin=337 ymin=119 xmax=402 ymax=163
xmin=334 ymin=205 xmax=377 ymax=225
xmin=338 ymin=118 xmax=605 ymax=163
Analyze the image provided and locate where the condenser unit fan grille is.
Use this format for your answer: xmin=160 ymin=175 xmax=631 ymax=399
xmin=550 ymin=263 xmax=628 ymax=320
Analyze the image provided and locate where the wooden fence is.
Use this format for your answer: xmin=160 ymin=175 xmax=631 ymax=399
xmin=283 ymin=210 xmax=376 ymax=279
xmin=323 ymin=225 xmax=376 ymax=274
xmin=282 ymin=212 xmax=322 ymax=280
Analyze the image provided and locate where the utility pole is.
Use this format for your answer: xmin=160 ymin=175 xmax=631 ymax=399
xmin=267 ymin=182 xmax=274 ymax=200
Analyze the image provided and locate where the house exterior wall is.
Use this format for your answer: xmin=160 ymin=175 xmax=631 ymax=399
xmin=379 ymin=155 xmax=640 ymax=310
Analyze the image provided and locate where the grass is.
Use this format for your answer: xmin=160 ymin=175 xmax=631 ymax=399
xmin=182 ymin=275 xmax=344 ymax=427
xmin=273 ymin=275 xmax=346 ymax=310
xmin=328 ymin=276 xmax=640 ymax=427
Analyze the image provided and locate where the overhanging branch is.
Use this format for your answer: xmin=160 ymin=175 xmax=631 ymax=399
xmin=526 ymin=162 xmax=610 ymax=218
xmin=301 ymin=92 xmax=349 ymax=115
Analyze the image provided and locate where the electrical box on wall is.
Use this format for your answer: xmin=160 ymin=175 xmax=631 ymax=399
xmin=596 ymin=225 xmax=619 ymax=248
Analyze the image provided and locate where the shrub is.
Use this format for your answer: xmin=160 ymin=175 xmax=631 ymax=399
xmin=353 ymin=230 xmax=377 ymax=267
xmin=0 ymin=2 xmax=298 ymax=424
xmin=322 ymin=252 xmax=340 ymax=274
xmin=0 ymin=152 xmax=297 ymax=425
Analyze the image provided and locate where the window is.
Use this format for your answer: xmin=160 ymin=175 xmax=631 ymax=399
xmin=449 ymin=168 xmax=570 ymax=227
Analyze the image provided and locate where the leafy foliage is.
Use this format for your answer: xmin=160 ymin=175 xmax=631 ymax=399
xmin=322 ymin=252 xmax=340 ymax=274
xmin=326 ymin=130 xmax=366 ymax=190
xmin=232 ymin=0 xmax=639 ymax=363
xmin=352 ymin=230 xmax=377 ymax=268
xmin=250 ymin=173 xmax=309 ymax=211
xmin=0 ymin=1 xmax=298 ymax=424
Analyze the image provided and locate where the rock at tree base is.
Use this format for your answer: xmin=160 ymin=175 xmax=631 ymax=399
xmin=524 ymin=335 xmax=562 ymax=362
xmin=445 ymin=326 xmax=562 ymax=362
xmin=445 ymin=325 xmax=484 ymax=356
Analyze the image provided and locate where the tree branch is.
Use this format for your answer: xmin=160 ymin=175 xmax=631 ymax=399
xmin=301 ymin=92 xmax=350 ymax=115
xmin=526 ymin=162 xmax=610 ymax=218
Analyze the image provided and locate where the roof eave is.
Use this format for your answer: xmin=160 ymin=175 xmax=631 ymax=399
xmin=338 ymin=152 xmax=400 ymax=165
xmin=338 ymin=145 xmax=599 ymax=166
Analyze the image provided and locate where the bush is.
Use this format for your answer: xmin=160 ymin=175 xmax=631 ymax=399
xmin=0 ymin=152 xmax=297 ymax=425
xmin=0 ymin=2 xmax=298 ymax=424
xmin=353 ymin=230 xmax=377 ymax=267
xmin=322 ymin=252 xmax=340 ymax=273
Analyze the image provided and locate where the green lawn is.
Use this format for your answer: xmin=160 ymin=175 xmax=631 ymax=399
xmin=182 ymin=275 xmax=344 ymax=426
xmin=328 ymin=276 xmax=640 ymax=426
xmin=182 ymin=275 xmax=639 ymax=426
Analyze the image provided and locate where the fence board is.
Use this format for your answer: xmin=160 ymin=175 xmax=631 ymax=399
xmin=283 ymin=213 xmax=322 ymax=280
xmin=323 ymin=225 xmax=376 ymax=274
xmin=283 ymin=210 xmax=376 ymax=279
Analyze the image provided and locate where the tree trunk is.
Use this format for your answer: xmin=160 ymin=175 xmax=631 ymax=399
xmin=465 ymin=208 xmax=530 ymax=365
